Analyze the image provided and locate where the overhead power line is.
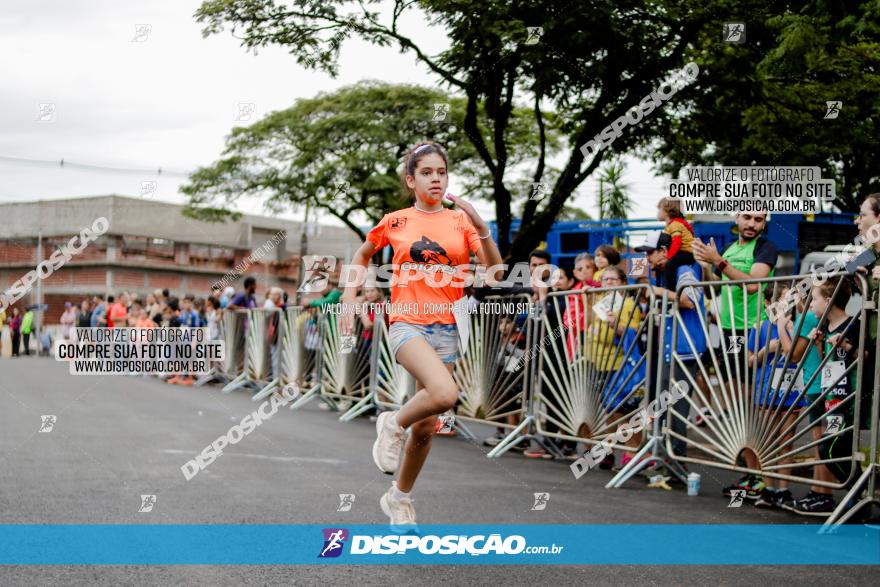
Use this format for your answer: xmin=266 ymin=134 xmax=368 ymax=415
xmin=0 ymin=154 xmax=192 ymax=178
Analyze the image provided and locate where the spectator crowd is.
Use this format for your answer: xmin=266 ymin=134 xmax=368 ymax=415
xmin=1 ymin=194 xmax=878 ymax=519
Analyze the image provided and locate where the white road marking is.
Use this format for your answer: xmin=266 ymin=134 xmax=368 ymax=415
xmin=160 ymin=449 xmax=346 ymax=465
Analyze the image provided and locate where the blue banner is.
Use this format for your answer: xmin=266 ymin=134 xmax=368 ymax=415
xmin=0 ymin=524 xmax=877 ymax=565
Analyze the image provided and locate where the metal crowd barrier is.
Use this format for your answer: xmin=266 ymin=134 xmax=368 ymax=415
xmin=315 ymin=306 xmax=373 ymax=419
xmin=663 ymin=274 xmax=870 ymax=497
xmin=524 ymin=284 xmax=657 ymax=467
xmin=450 ymin=294 xmax=539 ymax=456
xmin=251 ymin=307 xmax=293 ymax=401
xmin=190 ymin=273 xmax=879 ymax=526
xmin=604 ymin=291 xmax=682 ymax=488
xmin=371 ymin=310 xmax=417 ymax=413
xmin=194 ymin=316 xmax=228 ymax=386
xmin=257 ymin=306 xmax=320 ymax=407
xmin=210 ymin=310 xmax=246 ymax=390
xmin=222 ymin=309 xmax=274 ymax=393
xmin=824 ymin=284 xmax=880 ymax=527
xmin=287 ymin=307 xmax=327 ymax=409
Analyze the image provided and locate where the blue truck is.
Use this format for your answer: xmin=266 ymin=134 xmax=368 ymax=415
xmin=490 ymin=213 xmax=858 ymax=276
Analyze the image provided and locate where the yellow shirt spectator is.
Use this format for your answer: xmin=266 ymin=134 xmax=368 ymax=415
xmin=586 ymin=295 xmax=641 ymax=372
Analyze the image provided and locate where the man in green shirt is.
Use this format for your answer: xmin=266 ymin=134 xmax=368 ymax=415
xmin=21 ymin=308 xmax=35 ymax=356
xmin=694 ymin=213 xmax=779 ymax=390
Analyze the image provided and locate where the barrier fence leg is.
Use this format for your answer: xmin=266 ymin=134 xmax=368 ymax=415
xmin=289 ymin=383 xmax=321 ymax=411
xmin=486 ymin=417 xmax=532 ymax=458
xmin=221 ymin=373 xmax=248 ymax=394
xmin=606 ymin=423 xmax=688 ymax=488
xmin=195 ymin=367 xmax=225 ymax=387
xmin=605 ymin=437 xmax=660 ymax=488
xmin=820 ymin=464 xmax=878 ymax=530
xmin=339 ymin=393 xmax=375 ymax=422
xmin=452 ymin=419 xmax=478 ymax=442
xmin=251 ymin=378 xmax=280 ymax=401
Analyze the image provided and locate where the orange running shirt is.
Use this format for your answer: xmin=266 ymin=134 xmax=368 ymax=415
xmin=365 ymin=207 xmax=483 ymax=325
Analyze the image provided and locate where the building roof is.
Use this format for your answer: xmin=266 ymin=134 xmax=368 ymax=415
xmin=0 ymin=195 xmax=361 ymax=256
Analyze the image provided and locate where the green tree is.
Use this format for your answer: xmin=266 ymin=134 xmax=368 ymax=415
xmin=558 ymin=205 xmax=593 ymax=220
xmin=653 ymin=1 xmax=880 ymax=212
xmin=193 ymin=0 xmax=723 ymax=259
xmin=596 ymin=161 xmax=634 ymax=220
xmin=194 ymin=0 xmax=878 ymax=260
xmin=181 ymin=81 xmax=559 ymax=239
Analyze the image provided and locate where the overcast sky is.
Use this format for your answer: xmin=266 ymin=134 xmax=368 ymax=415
xmin=0 ymin=0 xmax=667 ymax=232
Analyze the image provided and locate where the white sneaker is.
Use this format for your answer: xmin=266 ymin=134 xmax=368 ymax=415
xmin=372 ymin=410 xmax=406 ymax=474
xmin=380 ymin=483 xmax=418 ymax=533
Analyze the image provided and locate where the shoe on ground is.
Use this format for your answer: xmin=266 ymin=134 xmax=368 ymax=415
xmin=755 ymin=488 xmax=793 ymax=509
xmin=598 ymin=453 xmax=615 ymax=470
xmin=509 ymin=439 xmax=530 ymax=453
xmin=722 ymin=474 xmax=765 ymax=499
xmin=372 ymin=411 xmax=407 ymax=475
xmin=179 ymin=376 xmax=194 ymax=386
xmin=380 ymin=482 xmax=418 ymax=533
xmin=524 ymin=447 xmax=554 ymax=460
xmin=787 ymin=491 xmax=837 ymax=516
xmin=167 ymin=375 xmax=181 ymax=384
xmin=613 ymin=452 xmax=646 ymax=472
xmin=743 ymin=476 xmax=766 ymax=499
xmin=561 ymin=445 xmax=578 ymax=460
xmin=483 ymin=432 xmax=504 ymax=447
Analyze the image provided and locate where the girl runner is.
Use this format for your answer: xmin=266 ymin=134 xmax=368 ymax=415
xmin=339 ymin=141 xmax=502 ymax=530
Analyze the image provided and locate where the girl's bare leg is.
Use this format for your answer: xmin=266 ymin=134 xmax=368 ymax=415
xmin=393 ymin=337 xmax=458 ymax=493
xmin=396 ymin=364 xmax=455 ymax=492
xmin=394 ymin=337 xmax=459 ymax=428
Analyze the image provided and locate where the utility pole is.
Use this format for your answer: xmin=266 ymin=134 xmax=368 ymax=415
xmin=35 ymin=231 xmax=43 ymax=356
xmin=296 ymin=203 xmax=309 ymax=306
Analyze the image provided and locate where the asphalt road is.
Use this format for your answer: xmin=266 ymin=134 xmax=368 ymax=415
xmin=0 ymin=357 xmax=876 ymax=585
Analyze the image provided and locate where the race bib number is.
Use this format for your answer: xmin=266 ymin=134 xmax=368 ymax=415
xmin=821 ymin=361 xmax=846 ymax=390
xmin=772 ymin=365 xmax=804 ymax=393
